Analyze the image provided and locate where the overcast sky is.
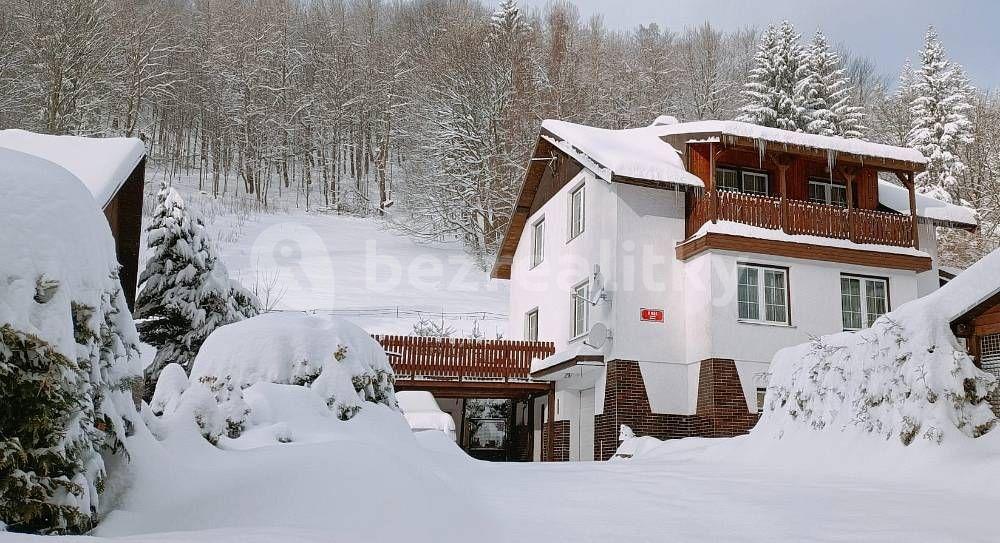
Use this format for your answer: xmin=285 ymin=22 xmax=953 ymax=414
xmin=514 ymin=0 xmax=1000 ymax=89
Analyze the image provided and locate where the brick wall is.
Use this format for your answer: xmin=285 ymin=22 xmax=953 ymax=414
xmin=541 ymin=420 xmax=570 ymax=461
xmin=593 ymin=359 xmax=758 ymax=460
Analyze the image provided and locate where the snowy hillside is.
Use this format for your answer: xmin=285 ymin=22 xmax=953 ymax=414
xmin=141 ymin=170 xmax=509 ymax=337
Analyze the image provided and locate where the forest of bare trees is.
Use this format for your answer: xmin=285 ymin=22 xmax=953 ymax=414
xmin=0 ymin=0 xmax=997 ymax=266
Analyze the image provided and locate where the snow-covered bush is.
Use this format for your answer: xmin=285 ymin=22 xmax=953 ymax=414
xmin=0 ymin=149 xmax=143 ymax=534
xmin=759 ymin=253 xmax=998 ymax=445
xmin=136 ymin=184 xmax=260 ymax=393
xmin=152 ymin=313 xmax=396 ymax=443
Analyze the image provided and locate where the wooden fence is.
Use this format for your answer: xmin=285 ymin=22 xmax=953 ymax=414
xmin=375 ymin=335 xmax=556 ymax=381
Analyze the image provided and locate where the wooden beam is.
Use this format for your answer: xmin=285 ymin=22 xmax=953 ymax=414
xmin=709 ymin=142 xmax=718 ymax=224
xmin=769 ymin=153 xmax=792 ymax=231
xmin=895 ymin=171 xmax=920 ymax=249
xmin=724 ymin=136 xmax=926 ymax=173
xmin=676 ymin=232 xmax=932 ymax=272
xmin=546 ymin=384 xmax=555 ymax=461
xmin=838 ymin=165 xmax=857 ymax=242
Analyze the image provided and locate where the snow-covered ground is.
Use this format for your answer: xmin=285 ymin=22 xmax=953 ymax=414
xmin=141 ymin=169 xmax=508 ymax=337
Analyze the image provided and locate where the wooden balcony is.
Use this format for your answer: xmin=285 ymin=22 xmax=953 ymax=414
xmin=686 ymin=190 xmax=917 ymax=248
xmin=375 ymin=335 xmax=556 ymax=382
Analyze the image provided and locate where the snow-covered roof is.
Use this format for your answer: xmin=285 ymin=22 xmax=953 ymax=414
xmin=925 ymin=248 xmax=1000 ymax=322
xmin=0 ymin=129 xmax=145 ymax=208
xmin=654 ymin=120 xmax=928 ymax=166
xmin=541 ymin=119 xmax=704 ymax=187
xmin=877 ymin=180 xmax=978 ymax=228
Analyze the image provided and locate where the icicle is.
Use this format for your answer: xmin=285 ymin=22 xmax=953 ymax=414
xmin=827 ymin=149 xmax=837 ymax=181
xmin=757 ymin=138 xmax=766 ymax=168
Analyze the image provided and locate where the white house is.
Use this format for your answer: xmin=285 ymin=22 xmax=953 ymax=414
xmin=491 ymin=117 xmax=977 ymax=461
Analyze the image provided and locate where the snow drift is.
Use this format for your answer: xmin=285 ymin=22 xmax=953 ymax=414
xmin=759 ymin=250 xmax=999 ymax=445
xmin=150 ymin=312 xmax=398 ymax=442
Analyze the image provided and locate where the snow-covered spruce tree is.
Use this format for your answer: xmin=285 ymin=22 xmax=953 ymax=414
xmin=136 ymin=185 xmax=260 ymax=393
xmin=795 ymin=30 xmax=865 ymax=138
xmin=907 ymin=26 xmax=975 ymax=204
xmin=1 ymin=149 xmax=143 ymax=534
xmin=737 ymin=20 xmax=805 ymax=131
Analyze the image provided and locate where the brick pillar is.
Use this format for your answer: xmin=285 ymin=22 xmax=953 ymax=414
xmin=541 ymin=420 xmax=569 ymax=461
xmin=696 ymin=358 xmax=759 ymax=437
xmin=594 ymin=360 xmax=699 ymax=461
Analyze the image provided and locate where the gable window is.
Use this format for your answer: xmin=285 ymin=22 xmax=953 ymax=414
xmin=715 ymin=166 xmax=769 ymax=196
xmin=737 ymin=263 xmax=789 ymax=325
xmin=530 ymin=217 xmax=545 ymax=267
xmin=841 ymin=275 xmax=889 ymax=330
xmin=525 ymin=309 xmax=539 ymax=341
xmin=808 ymin=179 xmax=848 ymax=207
xmin=756 ymin=387 xmax=768 ymax=413
xmin=571 ymin=280 xmax=590 ymax=338
xmin=568 ymin=184 xmax=585 ymax=240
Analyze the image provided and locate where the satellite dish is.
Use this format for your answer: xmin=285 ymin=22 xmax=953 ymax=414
xmin=584 ymin=322 xmax=612 ymax=349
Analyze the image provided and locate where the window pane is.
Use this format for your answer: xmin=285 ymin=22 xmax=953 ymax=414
xmin=572 ymin=284 xmax=588 ymax=337
xmin=717 ymin=168 xmax=740 ymax=191
xmin=570 ymin=187 xmax=585 ymax=238
xmin=841 ymin=277 xmax=862 ymax=330
xmin=742 ymin=172 xmax=768 ymax=195
xmin=738 ymin=266 xmax=760 ymax=320
xmin=830 ymin=186 xmax=848 ymax=207
xmin=526 ymin=311 xmax=538 ymax=341
xmin=808 ymin=182 xmax=827 ymax=204
xmin=763 ymin=269 xmax=787 ymax=323
xmin=532 ymin=220 xmax=544 ymax=266
xmin=865 ymin=279 xmax=887 ymax=327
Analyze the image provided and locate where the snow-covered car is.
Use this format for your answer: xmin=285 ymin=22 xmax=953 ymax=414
xmin=396 ymin=391 xmax=457 ymax=442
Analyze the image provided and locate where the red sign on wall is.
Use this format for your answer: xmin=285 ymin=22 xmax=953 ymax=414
xmin=640 ymin=308 xmax=664 ymax=322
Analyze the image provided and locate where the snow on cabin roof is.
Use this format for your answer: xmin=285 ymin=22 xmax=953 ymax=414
xmin=653 ymin=120 xmax=928 ymax=166
xmin=541 ymin=119 xmax=704 ymax=187
xmin=0 ymin=129 xmax=145 ymax=208
xmin=921 ymin=248 xmax=1000 ymax=323
xmin=877 ymin=180 xmax=977 ymax=228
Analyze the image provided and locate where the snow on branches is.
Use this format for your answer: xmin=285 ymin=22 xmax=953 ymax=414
xmin=136 ymin=184 xmax=259 ymax=393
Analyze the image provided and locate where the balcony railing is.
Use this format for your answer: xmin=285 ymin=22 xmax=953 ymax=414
xmin=375 ymin=335 xmax=556 ymax=381
xmin=687 ymin=190 xmax=916 ymax=248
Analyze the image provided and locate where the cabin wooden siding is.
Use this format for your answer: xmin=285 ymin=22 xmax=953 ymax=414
xmin=102 ymin=157 xmax=145 ymax=311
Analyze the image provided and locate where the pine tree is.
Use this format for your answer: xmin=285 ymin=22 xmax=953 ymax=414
xmin=796 ymin=30 xmax=865 ymax=138
xmin=737 ymin=20 xmax=805 ymax=131
xmin=907 ymin=27 xmax=975 ymax=203
xmin=136 ymin=185 xmax=259 ymax=392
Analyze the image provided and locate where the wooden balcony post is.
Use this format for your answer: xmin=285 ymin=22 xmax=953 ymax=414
xmin=709 ymin=142 xmax=718 ymax=224
xmin=904 ymin=171 xmax=919 ymax=250
xmin=839 ymin=166 xmax=857 ymax=242
xmin=770 ymin=153 xmax=791 ymax=233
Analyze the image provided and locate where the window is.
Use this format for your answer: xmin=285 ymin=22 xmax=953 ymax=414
xmin=525 ymin=309 xmax=539 ymax=341
xmin=571 ymin=281 xmax=590 ymax=338
xmin=808 ymin=179 xmax=848 ymax=207
xmin=569 ymin=184 xmax=585 ymax=240
xmin=716 ymin=167 xmax=740 ymax=192
xmin=714 ymin=167 xmax=768 ymax=195
xmin=741 ymin=171 xmax=769 ymax=195
xmin=530 ymin=218 xmax=545 ymax=267
xmin=841 ymin=275 xmax=889 ymax=330
xmin=737 ymin=264 xmax=789 ymax=325
xmin=756 ymin=387 xmax=768 ymax=413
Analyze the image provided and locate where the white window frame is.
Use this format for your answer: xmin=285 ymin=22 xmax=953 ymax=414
xmin=737 ymin=263 xmax=790 ymax=325
xmin=840 ymin=274 xmax=889 ymax=331
xmin=756 ymin=387 xmax=768 ymax=413
xmin=570 ymin=280 xmax=590 ymax=339
xmin=525 ymin=308 xmax=539 ymax=341
xmin=716 ymin=167 xmax=740 ymax=192
xmin=568 ymin=183 xmax=585 ymax=241
xmin=741 ymin=170 xmax=769 ymax=196
xmin=808 ymin=178 xmax=848 ymax=207
xmin=530 ymin=217 xmax=545 ymax=268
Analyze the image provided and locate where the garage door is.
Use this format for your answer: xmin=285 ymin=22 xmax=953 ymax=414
xmin=579 ymin=388 xmax=595 ymax=461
